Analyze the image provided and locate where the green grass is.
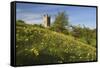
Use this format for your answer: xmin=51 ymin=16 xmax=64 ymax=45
xmin=16 ymin=23 xmax=96 ymax=65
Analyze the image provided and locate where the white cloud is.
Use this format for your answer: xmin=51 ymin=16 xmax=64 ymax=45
xmin=17 ymin=12 xmax=44 ymax=24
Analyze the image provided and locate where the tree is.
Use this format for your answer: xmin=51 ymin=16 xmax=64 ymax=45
xmin=52 ymin=12 xmax=69 ymax=33
xmin=71 ymin=25 xmax=83 ymax=38
xmin=83 ymin=26 xmax=96 ymax=46
xmin=71 ymin=25 xmax=96 ymax=47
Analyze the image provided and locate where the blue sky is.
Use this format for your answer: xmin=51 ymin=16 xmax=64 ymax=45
xmin=16 ymin=3 xmax=96 ymax=28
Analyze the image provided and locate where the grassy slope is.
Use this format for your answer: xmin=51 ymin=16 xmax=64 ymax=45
xmin=16 ymin=23 xmax=96 ymax=65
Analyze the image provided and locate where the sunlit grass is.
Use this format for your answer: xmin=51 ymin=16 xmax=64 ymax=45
xmin=16 ymin=22 xmax=96 ymax=65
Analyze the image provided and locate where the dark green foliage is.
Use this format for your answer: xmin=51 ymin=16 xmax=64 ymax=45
xmin=71 ymin=25 xmax=83 ymax=38
xmin=33 ymin=24 xmax=44 ymax=28
xmin=17 ymin=20 xmax=25 ymax=23
xmin=16 ymin=21 xmax=96 ymax=65
xmin=71 ymin=25 xmax=96 ymax=47
xmin=51 ymin=12 xmax=69 ymax=33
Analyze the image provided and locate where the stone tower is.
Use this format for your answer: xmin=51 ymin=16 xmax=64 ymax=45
xmin=43 ymin=14 xmax=50 ymax=27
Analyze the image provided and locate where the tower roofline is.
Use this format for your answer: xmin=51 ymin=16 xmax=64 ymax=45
xmin=43 ymin=14 xmax=50 ymax=27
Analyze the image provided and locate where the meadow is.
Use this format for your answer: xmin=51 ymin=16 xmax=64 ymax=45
xmin=16 ymin=21 xmax=96 ymax=65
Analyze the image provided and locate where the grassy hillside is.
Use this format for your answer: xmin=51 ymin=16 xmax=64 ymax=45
xmin=16 ymin=22 xmax=96 ymax=65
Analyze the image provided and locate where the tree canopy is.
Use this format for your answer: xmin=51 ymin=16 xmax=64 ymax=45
xmin=52 ymin=12 xmax=69 ymax=32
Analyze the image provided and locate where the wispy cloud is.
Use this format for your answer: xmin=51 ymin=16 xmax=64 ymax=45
xmin=16 ymin=3 xmax=96 ymax=28
xmin=17 ymin=12 xmax=42 ymax=24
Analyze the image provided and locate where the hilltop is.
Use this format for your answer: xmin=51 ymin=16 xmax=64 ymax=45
xmin=16 ymin=22 xmax=96 ymax=65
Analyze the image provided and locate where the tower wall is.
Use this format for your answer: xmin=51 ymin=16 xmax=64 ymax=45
xmin=43 ymin=15 xmax=50 ymax=27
